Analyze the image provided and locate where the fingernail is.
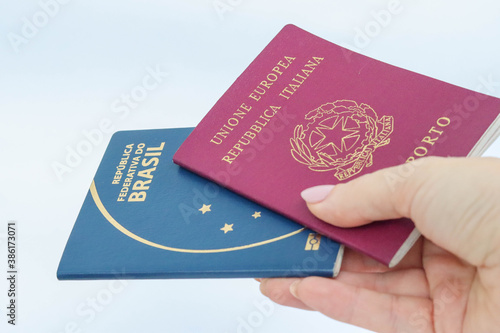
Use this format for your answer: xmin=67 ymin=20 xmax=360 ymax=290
xmin=300 ymin=185 xmax=335 ymax=203
xmin=254 ymin=278 xmax=262 ymax=282
xmin=289 ymin=280 xmax=300 ymax=298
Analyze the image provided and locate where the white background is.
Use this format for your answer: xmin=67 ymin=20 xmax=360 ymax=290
xmin=1 ymin=1 xmax=500 ymax=332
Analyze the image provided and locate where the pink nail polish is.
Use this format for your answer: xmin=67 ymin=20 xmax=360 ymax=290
xmin=300 ymin=185 xmax=335 ymax=203
xmin=289 ymin=280 xmax=300 ymax=298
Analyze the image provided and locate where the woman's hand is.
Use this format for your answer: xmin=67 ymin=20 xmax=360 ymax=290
xmin=259 ymin=157 xmax=500 ymax=332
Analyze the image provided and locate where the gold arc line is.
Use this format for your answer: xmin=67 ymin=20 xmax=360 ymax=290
xmin=90 ymin=181 xmax=305 ymax=253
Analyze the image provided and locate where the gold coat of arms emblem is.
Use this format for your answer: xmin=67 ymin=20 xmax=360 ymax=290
xmin=290 ymin=100 xmax=394 ymax=181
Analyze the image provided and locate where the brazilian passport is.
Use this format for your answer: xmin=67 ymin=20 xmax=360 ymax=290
xmin=57 ymin=128 xmax=343 ymax=280
xmin=173 ymin=24 xmax=500 ymax=267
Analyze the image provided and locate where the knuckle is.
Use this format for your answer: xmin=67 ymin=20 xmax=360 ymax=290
xmin=267 ymin=288 xmax=289 ymax=305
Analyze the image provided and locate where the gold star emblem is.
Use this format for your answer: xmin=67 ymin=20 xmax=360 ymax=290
xmin=220 ymin=223 xmax=233 ymax=234
xmin=252 ymin=211 xmax=261 ymax=219
xmin=199 ymin=204 xmax=211 ymax=214
xmin=314 ymin=115 xmax=360 ymax=154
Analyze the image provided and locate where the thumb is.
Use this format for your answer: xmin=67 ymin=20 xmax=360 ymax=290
xmin=300 ymin=157 xmax=500 ymax=267
xmin=300 ymin=163 xmax=416 ymax=228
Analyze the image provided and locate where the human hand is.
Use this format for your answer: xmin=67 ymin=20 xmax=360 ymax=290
xmin=259 ymin=157 xmax=500 ymax=332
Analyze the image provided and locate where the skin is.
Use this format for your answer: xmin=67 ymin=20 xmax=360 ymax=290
xmin=259 ymin=157 xmax=500 ymax=333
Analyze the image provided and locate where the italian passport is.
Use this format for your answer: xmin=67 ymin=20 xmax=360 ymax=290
xmin=57 ymin=128 xmax=343 ymax=280
xmin=173 ymin=24 xmax=500 ymax=267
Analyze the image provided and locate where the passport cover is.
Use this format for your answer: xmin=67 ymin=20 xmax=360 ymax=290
xmin=173 ymin=24 xmax=500 ymax=267
xmin=57 ymin=128 xmax=343 ymax=280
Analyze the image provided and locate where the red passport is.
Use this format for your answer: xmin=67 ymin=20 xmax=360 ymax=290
xmin=173 ymin=24 xmax=500 ymax=266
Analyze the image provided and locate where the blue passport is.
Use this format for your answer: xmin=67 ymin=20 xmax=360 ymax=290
xmin=57 ymin=128 xmax=343 ymax=280
xmin=57 ymin=128 xmax=343 ymax=279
